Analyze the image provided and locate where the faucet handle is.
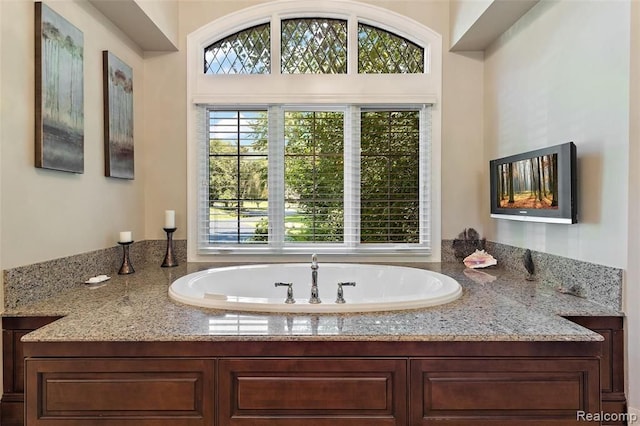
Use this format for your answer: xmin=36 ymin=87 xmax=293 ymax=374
xmin=336 ymin=282 xmax=356 ymax=304
xmin=311 ymin=253 xmax=318 ymax=269
xmin=275 ymin=282 xmax=295 ymax=304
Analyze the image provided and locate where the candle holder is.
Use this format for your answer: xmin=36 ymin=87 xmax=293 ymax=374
xmin=118 ymin=241 xmax=135 ymax=275
xmin=162 ymin=227 xmax=178 ymax=267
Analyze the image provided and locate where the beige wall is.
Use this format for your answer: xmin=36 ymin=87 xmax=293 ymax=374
xmin=483 ymin=0 xmax=630 ymax=269
xmin=442 ymin=50 xmax=484 ymax=238
xmin=142 ymin=0 xmax=486 ymax=241
xmin=0 ymin=0 xmax=147 ymax=269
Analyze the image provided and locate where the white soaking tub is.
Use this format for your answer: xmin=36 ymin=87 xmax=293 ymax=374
xmin=169 ymin=263 xmax=463 ymax=313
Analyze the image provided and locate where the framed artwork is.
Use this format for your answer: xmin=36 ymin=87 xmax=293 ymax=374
xmin=103 ymin=51 xmax=134 ymax=179
xmin=35 ymin=2 xmax=84 ymax=173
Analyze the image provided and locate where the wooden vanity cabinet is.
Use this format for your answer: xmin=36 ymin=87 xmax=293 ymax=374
xmin=1 ymin=316 xmax=61 ymax=426
xmin=24 ymin=357 xmax=214 ymax=426
xmin=564 ymin=316 xmax=626 ymax=426
xmin=410 ymin=357 xmax=600 ymax=425
xmin=5 ymin=315 xmax=627 ymax=426
xmin=22 ymin=340 xmax=605 ymax=426
xmin=218 ymin=357 xmax=407 ymax=425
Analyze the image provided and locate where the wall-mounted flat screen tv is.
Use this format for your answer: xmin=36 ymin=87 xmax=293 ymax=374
xmin=490 ymin=142 xmax=577 ymax=224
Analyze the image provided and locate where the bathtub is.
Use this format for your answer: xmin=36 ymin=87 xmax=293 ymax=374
xmin=169 ymin=263 xmax=463 ymax=313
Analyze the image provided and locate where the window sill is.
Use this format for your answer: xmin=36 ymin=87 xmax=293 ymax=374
xmin=190 ymin=246 xmax=435 ymax=264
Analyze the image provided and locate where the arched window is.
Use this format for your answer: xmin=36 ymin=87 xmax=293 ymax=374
xmin=281 ymin=18 xmax=348 ymax=74
xmin=204 ymin=24 xmax=270 ymax=74
xmin=187 ymin=1 xmax=442 ymax=262
xmin=357 ymin=23 xmax=424 ymax=73
xmin=202 ymin=18 xmax=426 ymax=75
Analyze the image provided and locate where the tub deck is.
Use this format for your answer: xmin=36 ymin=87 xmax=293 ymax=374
xmin=3 ymin=262 xmax=625 ymax=425
xmin=5 ymin=262 xmax=619 ymax=342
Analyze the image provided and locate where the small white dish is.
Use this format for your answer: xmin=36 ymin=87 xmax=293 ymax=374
xmin=85 ymin=275 xmax=110 ymax=284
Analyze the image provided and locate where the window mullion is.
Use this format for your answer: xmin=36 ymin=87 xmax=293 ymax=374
xmin=198 ymin=106 xmax=211 ymax=252
xmin=271 ymin=14 xmax=281 ymax=75
xmin=420 ymin=105 xmax=431 ymax=247
xmin=344 ymin=105 xmax=360 ymax=247
xmin=347 ymin=14 xmax=358 ymax=74
xmin=268 ymin=106 xmax=285 ymax=248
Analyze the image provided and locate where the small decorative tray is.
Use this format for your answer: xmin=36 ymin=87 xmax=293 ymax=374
xmin=84 ymin=275 xmax=111 ymax=284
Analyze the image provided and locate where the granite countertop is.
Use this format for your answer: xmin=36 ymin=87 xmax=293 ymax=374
xmin=4 ymin=262 xmax=622 ymax=343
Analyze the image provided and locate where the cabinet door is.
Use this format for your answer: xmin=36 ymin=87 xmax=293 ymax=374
xmin=410 ymin=357 xmax=600 ymax=425
xmin=2 ymin=316 xmax=61 ymax=426
xmin=565 ymin=316 xmax=626 ymax=425
xmin=25 ymin=357 xmax=214 ymax=426
xmin=218 ymin=358 xmax=406 ymax=426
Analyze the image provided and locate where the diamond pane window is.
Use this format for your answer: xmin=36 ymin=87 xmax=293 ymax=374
xmin=204 ymin=24 xmax=270 ymax=74
xmin=361 ymin=111 xmax=420 ymax=243
xmin=281 ymin=19 xmax=347 ymax=74
xmin=358 ymin=24 xmax=424 ymax=74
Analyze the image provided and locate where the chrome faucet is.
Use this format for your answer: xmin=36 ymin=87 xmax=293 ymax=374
xmin=309 ymin=254 xmax=321 ymax=304
xmin=335 ymin=282 xmax=356 ymax=304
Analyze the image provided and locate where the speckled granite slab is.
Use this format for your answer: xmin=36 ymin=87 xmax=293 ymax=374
xmin=3 ymin=240 xmax=186 ymax=310
xmin=3 ymin=239 xmax=622 ymax=343
xmin=8 ymin=262 xmax=619 ymax=343
xmin=442 ymin=240 xmax=623 ymax=311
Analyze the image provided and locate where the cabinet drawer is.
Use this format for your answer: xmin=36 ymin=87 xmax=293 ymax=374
xmin=219 ymin=358 xmax=406 ymax=426
xmin=410 ymin=357 xmax=600 ymax=425
xmin=25 ymin=358 xmax=214 ymax=426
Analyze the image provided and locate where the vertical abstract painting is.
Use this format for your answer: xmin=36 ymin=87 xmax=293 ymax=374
xmin=35 ymin=2 xmax=84 ymax=173
xmin=103 ymin=51 xmax=134 ymax=179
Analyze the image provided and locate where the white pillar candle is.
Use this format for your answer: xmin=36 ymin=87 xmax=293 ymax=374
xmin=119 ymin=231 xmax=132 ymax=243
xmin=164 ymin=210 xmax=176 ymax=228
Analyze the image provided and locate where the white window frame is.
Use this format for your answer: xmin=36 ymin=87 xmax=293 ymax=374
xmin=187 ymin=0 xmax=442 ymax=263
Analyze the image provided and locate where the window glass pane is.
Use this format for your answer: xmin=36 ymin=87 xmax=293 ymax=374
xmin=208 ymin=111 xmax=268 ymax=244
xmin=284 ymin=111 xmax=344 ymax=242
xmin=204 ymin=24 xmax=270 ymax=74
xmin=360 ymin=111 xmax=420 ymax=243
xmin=281 ymin=19 xmax=347 ymax=74
xmin=358 ymin=23 xmax=424 ymax=74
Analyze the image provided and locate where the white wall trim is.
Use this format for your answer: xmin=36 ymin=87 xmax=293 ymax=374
xmin=186 ymin=0 xmax=442 ymax=262
xmin=188 ymin=0 xmax=440 ymax=53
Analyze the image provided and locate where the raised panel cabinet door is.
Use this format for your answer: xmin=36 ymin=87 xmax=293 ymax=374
xmin=25 ymin=357 xmax=215 ymax=426
xmin=218 ymin=357 xmax=407 ymax=426
xmin=1 ymin=316 xmax=61 ymax=426
xmin=564 ymin=316 xmax=626 ymax=425
xmin=410 ymin=357 xmax=601 ymax=426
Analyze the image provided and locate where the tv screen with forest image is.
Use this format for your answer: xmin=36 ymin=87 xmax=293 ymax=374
xmin=496 ymin=154 xmax=558 ymax=210
xmin=490 ymin=142 xmax=577 ymax=224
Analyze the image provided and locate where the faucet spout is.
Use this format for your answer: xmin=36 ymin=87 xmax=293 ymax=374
xmin=309 ymin=254 xmax=321 ymax=304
